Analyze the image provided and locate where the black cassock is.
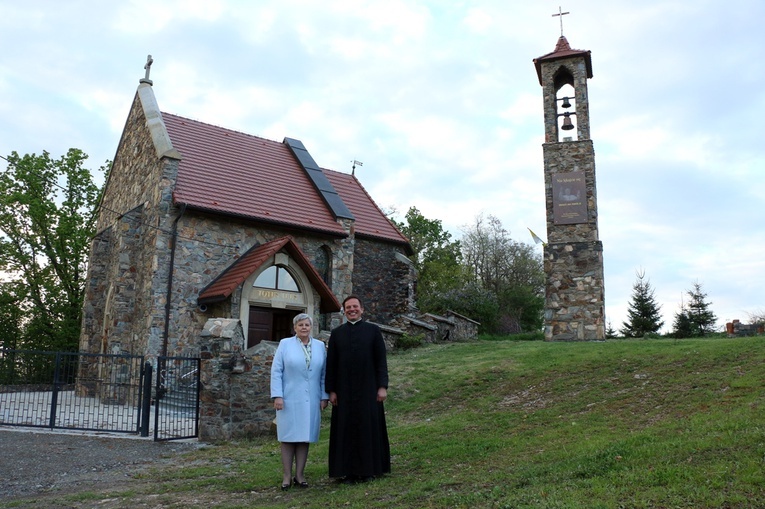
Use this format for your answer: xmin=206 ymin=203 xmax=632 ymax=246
xmin=325 ymin=320 xmax=391 ymax=478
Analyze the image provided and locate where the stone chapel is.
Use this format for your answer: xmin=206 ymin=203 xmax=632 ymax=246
xmin=78 ymin=69 xmax=417 ymax=362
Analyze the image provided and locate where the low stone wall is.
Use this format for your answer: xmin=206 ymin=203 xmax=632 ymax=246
xmin=445 ymin=310 xmax=480 ymax=341
xmin=421 ymin=313 xmax=457 ymax=342
xmin=197 ymin=318 xmax=276 ymax=441
xmin=197 ymin=311 xmax=480 ymax=440
xmin=400 ymin=316 xmax=437 ymax=343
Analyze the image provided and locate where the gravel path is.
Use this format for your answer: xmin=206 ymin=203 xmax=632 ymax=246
xmin=0 ymin=427 xmax=201 ymax=501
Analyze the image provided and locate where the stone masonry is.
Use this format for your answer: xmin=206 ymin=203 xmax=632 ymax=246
xmin=536 ymin=38 xmax=605 ymax=341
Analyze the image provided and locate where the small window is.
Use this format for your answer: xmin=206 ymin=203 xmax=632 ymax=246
xmin=254 ymin=266 xmax=300 ymax=292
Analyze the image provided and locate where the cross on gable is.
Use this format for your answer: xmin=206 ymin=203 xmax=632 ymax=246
xmin=552 ymin=6 xmax=570 ymax=37
xmin=140 ymin=54 xmax=154 ymax=85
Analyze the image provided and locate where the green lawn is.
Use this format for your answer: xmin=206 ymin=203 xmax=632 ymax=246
xmin=14 ymin=336 xmax=765 ymax=508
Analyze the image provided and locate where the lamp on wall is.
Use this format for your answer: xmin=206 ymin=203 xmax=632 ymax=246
xmin=227 ymin=349 xmax=247 ymax=374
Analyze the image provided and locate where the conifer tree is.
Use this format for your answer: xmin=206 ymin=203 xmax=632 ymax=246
xmin=620 ymin=270 xmax=664 ymax=338
xmin=672 ymin=281 xmax=718 ymax=337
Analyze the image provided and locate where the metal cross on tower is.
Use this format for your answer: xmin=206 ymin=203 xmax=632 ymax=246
xmin=552 ymin=6 xmax=570 ymax=37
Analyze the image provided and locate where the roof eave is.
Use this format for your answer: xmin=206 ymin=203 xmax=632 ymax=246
xmin=533 ymin=50 xmax=593 ymax=86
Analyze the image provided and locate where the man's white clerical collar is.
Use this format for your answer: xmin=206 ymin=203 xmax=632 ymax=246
xmin=347 ymin=319 xmax=362 ymax=324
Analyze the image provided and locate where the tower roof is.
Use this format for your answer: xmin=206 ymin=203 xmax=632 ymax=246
xmin=533 ymin=36 xmax=593 ymax=85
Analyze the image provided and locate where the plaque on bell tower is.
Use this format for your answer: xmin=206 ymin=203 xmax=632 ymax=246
xmin=552 ymin=171 xmax=587 ymax=224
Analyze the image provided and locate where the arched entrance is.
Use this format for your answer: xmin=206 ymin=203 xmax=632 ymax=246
xmin=240 ymin=252 xmax=315 ymax=348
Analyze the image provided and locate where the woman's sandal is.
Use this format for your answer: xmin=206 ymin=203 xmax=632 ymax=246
xmin=293 ymin=477 xmax=309 ymax=488
xmin=281 ymin=482 xmax=291 ymax=491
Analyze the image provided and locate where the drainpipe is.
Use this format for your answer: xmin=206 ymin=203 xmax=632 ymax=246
xmin=161 ymin=203 xmax=186 ymax=359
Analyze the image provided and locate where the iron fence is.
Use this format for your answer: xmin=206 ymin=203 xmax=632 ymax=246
xmin=0 ymin=349 xmax=145 ymax=433
xmin=154 ymin=356 xmax=201 ymax=441
xmin=0 ymin=349 xmax=201 ymax=440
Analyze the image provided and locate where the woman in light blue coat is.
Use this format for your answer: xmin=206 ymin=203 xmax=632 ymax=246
xmin=270 ymin=313 xmax=329 ymax=490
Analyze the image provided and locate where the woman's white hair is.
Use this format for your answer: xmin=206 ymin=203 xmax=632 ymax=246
xmin=292 ymin=313 xmax=313 ymax=328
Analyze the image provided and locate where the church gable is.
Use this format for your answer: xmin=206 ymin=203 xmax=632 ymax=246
xmin=96 ymin=85 xmax=180 ymax=234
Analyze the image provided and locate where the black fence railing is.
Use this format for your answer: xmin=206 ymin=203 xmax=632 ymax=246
xmin=154 ymin=356 xmax=201 ymax=441
xmin=0 ymin=349 xmax=201 ymax=440
xmin=0 ymin=349 xmax=146 ymax=433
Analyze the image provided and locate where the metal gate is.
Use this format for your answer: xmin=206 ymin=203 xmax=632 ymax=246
xmin=0 ymin=349 xmax=201 ymax=441
xmin=153 ymin=355 xmax=201 ymax=441
xmin=0 ymin=349 xmax=145 ymax=433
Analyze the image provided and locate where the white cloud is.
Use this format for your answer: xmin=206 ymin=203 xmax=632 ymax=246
xmin=113 ymin=0 xmax=226 ymax=34
xmin=1 ymin=0 xmax=764 ymax=333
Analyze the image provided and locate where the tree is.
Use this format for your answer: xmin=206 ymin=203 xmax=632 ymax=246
xmin=393 ymin=207 xmax=466 ymax=310
xmin=619 ymin=269 xmax=664 ymax=338
xmin=746 ymin=309 xmax=765 ymax=328
xmin=605 ymin=321 xmax=617 ymax=339
xmin=0 ymin=150 xmax=103 ymax=352
xmin=0 ymin=284 xmax=23 ymax=351
xmin=429 ymin=283 xmax=501 ymax=334
xmin=460 ymin=213 xmax=544 ymax=334
xmin=672 ymin=281 xmax=718 ymax=338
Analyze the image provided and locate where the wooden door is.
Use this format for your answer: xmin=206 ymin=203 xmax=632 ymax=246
xmin=247 ymin=307 xmax=301 ymax=348
xmin=248 ymin=307 xmax=272 ymax=348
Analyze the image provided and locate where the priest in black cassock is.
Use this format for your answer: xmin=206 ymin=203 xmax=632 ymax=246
xmin=326 ymin=295 xmax=391 ymax=483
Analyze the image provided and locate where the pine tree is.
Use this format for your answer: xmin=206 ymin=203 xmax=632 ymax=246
xmin=673 ymin=281 xmax=718 ymax=337
xmin=620 ymin=270 xmax=664 ymax=338
xmin=672 ymin=308 xmax=693 ymax=339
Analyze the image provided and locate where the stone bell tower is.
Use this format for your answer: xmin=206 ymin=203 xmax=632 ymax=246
xmin=533 ymin=35 xmax=605 ymax=341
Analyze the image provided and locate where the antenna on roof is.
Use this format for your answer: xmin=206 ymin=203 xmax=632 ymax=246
xmin=140 ymin=54 xmax=154 ymax=85
xmin=351 ymin=160 xmax=363 ymax=176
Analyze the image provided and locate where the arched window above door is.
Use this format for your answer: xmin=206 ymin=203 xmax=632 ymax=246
xmin=254 ymin=265 xmax=300 ymax=292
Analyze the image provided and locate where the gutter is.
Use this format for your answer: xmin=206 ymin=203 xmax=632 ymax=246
xmin=161 ymin=203 xmax=186 ymax=358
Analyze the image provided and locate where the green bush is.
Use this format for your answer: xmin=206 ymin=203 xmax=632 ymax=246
xmin=395 ymin=333 xmax=424 ymax=350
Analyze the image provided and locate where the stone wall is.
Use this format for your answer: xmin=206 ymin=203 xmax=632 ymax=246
xmin=421 ymin=313 xmax=454 ymax=342
xmin=80 ymin=229 xmax=111 ymax=357
xmin=197 ymin=319 xmax=277 ymax=441
xmin=94 ymin=90 xmax=170 ymax=233
xmin=81 ymin=87 xmax=178 ymax=360
xmin=166 ymin=212 xmax=357 ymax=355
xmin=446 ymin=310 xmax=480 ymax=341
xmin=352 ymin=239 xmax=415 ymax=325
xmin=543 ymin=241 xmax=605 ymax=341
xmin=542 ymin=141 xmax=599 ymax=244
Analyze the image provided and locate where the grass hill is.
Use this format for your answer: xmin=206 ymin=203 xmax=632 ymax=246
xmin=12 ymin=336 xmax=765 ymax=508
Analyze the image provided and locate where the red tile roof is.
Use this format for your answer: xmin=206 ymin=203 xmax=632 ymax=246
xmin=163 ymin=113 xmax=410 ymax=248
xmin=533 ymin=36 xmax=593 ymax=85
xmin=197 ymin=236 xmax=341 ymax=313
xmin=324 ymin=169 xmax=411 ymax=249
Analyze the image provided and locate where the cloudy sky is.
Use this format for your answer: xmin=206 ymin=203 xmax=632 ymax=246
xmin=1 ymin=0 xmax=763 ymax=333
